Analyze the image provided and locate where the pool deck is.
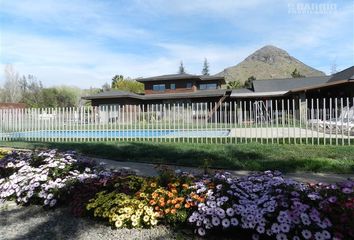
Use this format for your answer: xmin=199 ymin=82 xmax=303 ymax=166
xmin=229 ymin=127 xmax=354 ymax=139
xmin=88 ymin=156 xmax=354 ymax=184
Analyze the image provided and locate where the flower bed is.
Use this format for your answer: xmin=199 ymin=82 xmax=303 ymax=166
xmin=0 ymin=149 xmax=353 ymax=240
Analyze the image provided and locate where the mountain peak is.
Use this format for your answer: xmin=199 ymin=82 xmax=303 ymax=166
xmin=216 ymin=45 xmax=325 ymax=83
xmin=245 ymin=45 xmax=291 ymax=64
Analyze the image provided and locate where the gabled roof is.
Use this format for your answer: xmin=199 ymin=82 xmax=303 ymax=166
xmin=252 ymin=76 xmax=330 ymax=92
xmin=82 ymin=89 xmax=228 ymax=101
xmin=327 ymin=66 xmax=354 ymax=82
xmin=82 ymin=90 xmax=143 ymax=100
xmin=136 ymin=74 xmax=225 ymax=83
xmin=142 ymin=89 xmax=227 ymax=100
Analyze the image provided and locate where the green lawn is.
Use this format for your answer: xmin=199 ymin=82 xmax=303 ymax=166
xmin=1 ymin=141 xmax=353 ymax=174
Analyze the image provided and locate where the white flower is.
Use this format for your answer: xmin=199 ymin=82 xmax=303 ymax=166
xmin=221 ymin=218 xmax=230 ymax=228
xmin=211 ymin=217 xmax=220 ymax=226
xmin=280 ymin=223 xmax=290 ymax=233
xmin=322 ymin=230 xmax=331 ymax=239
xmin=230 ymin=218 xmax=239 ymax=226
xmin=271 ymin=223 xmax=280 ymax=234
xmin=226 ymin=208 xmax=234 ymax=217
xmin=49 ymin=199 xmax=57 ymax=207
xmin=256 ymin=225 xmax=265 ymax=233
xmin=276 ymin=233 xmax=288 ymax=240
xmin=314 ymin=232 xmax=324 ymax=240
xmin=47 ymin=193 xmax=54 ymax=199
xmin=197 ymin=227 xmax=206 ymax=236
xmin=302 ymin=230 xmax=312 ymax=240
xmin=6 ymin=162 xmax=15 ymax=168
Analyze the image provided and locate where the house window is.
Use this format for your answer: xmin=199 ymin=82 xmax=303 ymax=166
xmin=186 ymin=82 xmax=192 ymax=89
xmin=199 ymin=83 xmax=217 ymax=90
xmin=170 ymin=83 xmax=176 ymax=90
xmin=153 ymin=84 xmax=165 ymax=91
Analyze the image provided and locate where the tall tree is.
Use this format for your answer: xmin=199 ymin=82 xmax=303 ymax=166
xmin=20 ymin=75 xmax=43 ymax=107
xmin=111 ymin=75 xmax=144 ymax=94
xmin=2 ymin=64 xmax=22 ymax=102
xmin=102 ymin=83 xmax=111 ymax=92
xmin=178 ymin=61 xmax=185 ymax=74
xmin=202 ymin=58 xmax=210 ymax=76
xmin=291 ymin=68 xmax=305 ymax=78
xmin=244 ymin=76 xmax=256 ymax=89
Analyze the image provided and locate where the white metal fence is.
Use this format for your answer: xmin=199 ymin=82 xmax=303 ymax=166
xmin=0 ymin=97 xmax=353 ymax=145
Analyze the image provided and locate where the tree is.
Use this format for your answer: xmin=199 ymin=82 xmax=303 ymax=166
xmin=41 ymin=86 xmax=82 ymax=108
xmin=102 ymin=83 xmax=111 ymax=92
xmin=111 ymin=75 xmax=144 ymax=94
xmin=244 ymin=76 xmax=256 ymax=89
xmin=202 ymin=58 xmax=210 ymax=76
xmin=330 ymin=61 xmax=338 ymax=75
xmin=291 ymin=68 xmax=305 ymax=78
xmin=227 ymin=80 xmax=241 ymax=89
xmin=19 ymin=74 xmax=44 ymax=107
xmin=2 ymin=64 xmax=22 ymax=102
xmin=178 ymin=61 xmax=185 ymax=74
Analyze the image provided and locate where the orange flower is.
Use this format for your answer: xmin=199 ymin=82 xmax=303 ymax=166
xmin=165 ymin=208 xmax=170 ymax=214
xmin=159 ymin=197 xmax=165 ymax=203
xmin=184 ymin=203 xmax=190 ymax=208
xmin=149 ymin=200 xmax=156 ymax=205
xmin=182 ymin=184 xmax=189 ymax=189
xmin=168 ymin=192 xmax=174 ymax=198
xmin=171 ymin=199 xmax=177 ymax=205
xmin=178 ymin=197 xmax=184 ymax=202
xmin=155 ymin=206 xmax=160 ymax=211
xmin=166 ymin=200 xmax=171 ymax=205
xmin=175 ymin=204 xmax=181 ymax=209
xmin=171 ymin=208 xmax=177 ymax=214
xmin=160 ymin=201 xmax=165 ymax=207
xmin=171 ymin=189 xmax=177 ymax=194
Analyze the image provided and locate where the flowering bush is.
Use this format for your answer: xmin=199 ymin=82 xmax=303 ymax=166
xmin=313 ymin=180 xmax=354 ymax=240
xmin=86 ymin=191 xmax=159 ymax=228
xmin=1 ymin=149 xmax=353 ymax=239
xmin=0 ymin=149 xmax=100 ymax=207
xmin=69 ymin=169 xmax=136 ymax=216
xmin=140 ymin=181 xmax=194 ymax=225
xmin=187 ymin=171 xmax=334 ymax=239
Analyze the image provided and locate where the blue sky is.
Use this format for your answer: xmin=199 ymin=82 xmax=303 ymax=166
xmin=0 ymin=0 xmax=353 ymax=88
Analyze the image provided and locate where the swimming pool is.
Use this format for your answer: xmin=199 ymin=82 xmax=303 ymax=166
xmin=7 ymin=129 xmax=230 ymax=139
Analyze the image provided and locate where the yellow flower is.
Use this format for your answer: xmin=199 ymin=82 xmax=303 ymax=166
xmin=115 ymin=220 xmax=123 ymax=228
xmin=138 ymin=203 xmax=144 ymax=209
xmin=132 ymin=220 xmax=138 ymax=227
xmin=143 ymin=215 xmax=150 ymax=222
xmin=150 ymin=219 xmax=158 ymax=226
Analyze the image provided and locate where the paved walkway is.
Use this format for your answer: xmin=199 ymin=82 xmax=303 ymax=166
xmin=87 ymin=157 xmax=354 ymax=184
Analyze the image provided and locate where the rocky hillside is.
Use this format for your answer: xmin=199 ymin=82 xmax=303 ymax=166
xmin=216 ymin=45 xmax=325 ymax=84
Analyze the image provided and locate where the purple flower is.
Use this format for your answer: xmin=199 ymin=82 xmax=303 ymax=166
xmin=221 ymin=218 xmax=230 ymax=228
xmin=302 ymin=230 xmax=312 ymax=239
xmin=230 ymin=218 xmax=238 ymax=226
xmin=342 ymin=187 xmax=353 ymax=194
xmin=197 ymin=227 xmax=205 ymax=236
xmin=327 ymin=196 xmax=337 ymax=203
xmin=276 ymin=233 xmax=288 ymax=240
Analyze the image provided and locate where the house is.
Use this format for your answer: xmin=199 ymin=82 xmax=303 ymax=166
xmin=83 ymin=66 xmax=354 ymax=108
xmin=83 ymin=74 xmax=229 ymax=106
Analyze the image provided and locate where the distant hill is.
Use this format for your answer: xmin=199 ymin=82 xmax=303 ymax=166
xmin=215 ymin=45 xmax=325 ymax=84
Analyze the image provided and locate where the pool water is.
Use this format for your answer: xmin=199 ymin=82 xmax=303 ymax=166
xmin=9 ymin=130 xmax=230 ymax=139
